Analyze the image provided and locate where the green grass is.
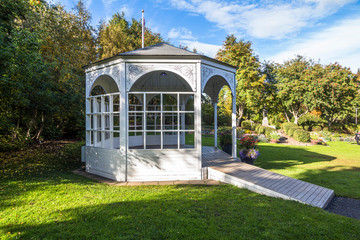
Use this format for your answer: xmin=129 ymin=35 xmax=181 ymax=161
xmin=202 ymin=135 xmax=360 ymax=198
xmin=256 ymin=142 xmax=360 ymax=199
xmin=0 ymin=141 xmax=360 ymax=239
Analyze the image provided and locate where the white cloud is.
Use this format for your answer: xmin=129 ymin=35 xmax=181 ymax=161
xmin=269 ymin=17 xmax=360 ymax=72
xmin=179 ymin=40 xmax=221 ymax=57
xmin=168 ymin=27 xmax=196 ymax=40
xmin=168 ymin=0 xmax=355 ymax=39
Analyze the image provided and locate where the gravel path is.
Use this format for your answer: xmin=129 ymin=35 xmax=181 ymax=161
xmin=325 ymin=196 xmax=360 ymax=220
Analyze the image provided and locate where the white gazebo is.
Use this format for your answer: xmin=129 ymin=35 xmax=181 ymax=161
xmin=82 ymin=43 xmax=237 ymax=181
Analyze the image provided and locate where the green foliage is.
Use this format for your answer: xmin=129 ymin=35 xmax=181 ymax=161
xmin=216 ymin=35 xmax=265 ymax=125
xmin=276 ymin=56 xmax=312 ymax=124
xmin=270 ymin=131 xmax=281 ymax=140
xmin=241 ymin=120 xmax=252 ymax=130
xmin=282 ymin=122 xmax=296 ymax=134
xmin=98 ymin=12 xmax=163 ymax=59
xmin=252 ymin=123 xmax=261 ymax=131
xmin=298 ymin=113 xmax=324 ymax=131
xmin=293 ymin=129 xmax=310 ymax=142
xmin=258 ymin=126 xmax=266 ymax=134
xmin=288 ymin=125 xmax=301 ymax=137
xmin=264 ymin=127 xmax=276 ymax=139
xmin=219 ymin=134 xmax=232 ymax=147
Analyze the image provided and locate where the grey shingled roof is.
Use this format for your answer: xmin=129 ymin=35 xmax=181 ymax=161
xmin=84 ymin=42 xmax=237 ymax=69
xmin=118 ymin=43 xmax=199 ymax=56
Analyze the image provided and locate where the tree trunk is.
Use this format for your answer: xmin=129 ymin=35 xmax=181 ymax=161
xmin=26 ymin=108 xmax=37 ymax=139
xmin=237 ymin=104 xmax=245 ymax=127
xmin=34 ymin=112 xmax=44 ymax=140
xmin=283 ymin=111 xmax=290 ymax=122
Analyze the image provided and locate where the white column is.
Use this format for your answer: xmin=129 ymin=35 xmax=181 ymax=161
xmin=214 ymin=101 xmax=218 ymax=148
xmin=232 ymin=93 xmax=237 ymax=158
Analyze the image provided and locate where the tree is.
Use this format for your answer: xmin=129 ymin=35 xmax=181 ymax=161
xmin=276 ymin=56 xmax=312 ymax=124
xmin=216 ymin=35 xmax=265 ymax=126
xmin=97 ymin=12 xmax=163 ymax=59
xmin=307 ymin=63 xmax=359 ymax=129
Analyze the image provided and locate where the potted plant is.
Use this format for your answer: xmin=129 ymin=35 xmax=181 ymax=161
xmin=239 ymin=148 xmax=260 ymax=165
xmin=269 ymin=131 xmax=281 ymax=143
xmin=238 ymin=135 xmax=259 ymax=165
xmin=219 ymin=132 xmax=233 ymax=155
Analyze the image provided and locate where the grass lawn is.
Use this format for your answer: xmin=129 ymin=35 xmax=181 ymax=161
xmin=256 ymin=142 xmax=360 ymax=199
xmin=0 ymin=141 xmax=359 ymax=239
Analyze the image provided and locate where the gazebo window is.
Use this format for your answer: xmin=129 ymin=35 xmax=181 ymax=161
xmin=128 ymin=92 xmax=195 ymax=149
xmin=86 ymin=92 xmax=120 ymax=149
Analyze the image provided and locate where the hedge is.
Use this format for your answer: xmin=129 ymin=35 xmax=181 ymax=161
xmin=241 ymin=120 xmax=252 ymax=130
xmin=288 ymin=126 xmax=301 ymax=137
xmin=282 ymin=122 xmax=296 ymax=133
xmin=293 ymin=129 xmax=310 ymax=142
xmin=264 ymin=127 xmax=276 ymax=139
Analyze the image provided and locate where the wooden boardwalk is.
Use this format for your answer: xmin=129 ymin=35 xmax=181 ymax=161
xmin=202 ymin=147 xmax=334 ymax=209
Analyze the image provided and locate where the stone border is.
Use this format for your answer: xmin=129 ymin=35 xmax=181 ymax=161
xmin=73 ymin=167 xmax=224 ymax=186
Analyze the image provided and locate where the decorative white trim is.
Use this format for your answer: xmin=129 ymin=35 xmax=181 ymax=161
xmin=201 ymin=65 xmax=235 ymax=93
xmin=86 ymin=65 xmax=121 ymax=97
xmin=126 ymin=63 xmax=196 ymax=91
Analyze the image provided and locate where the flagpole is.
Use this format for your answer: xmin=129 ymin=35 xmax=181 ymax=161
xmin=142 ymin=10 xmax=144 ymax=48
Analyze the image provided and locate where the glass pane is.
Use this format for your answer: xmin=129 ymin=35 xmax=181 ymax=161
xmin=104 ymin=96 xmax=110 ymax=112
xmin=163 ymin=113 xmax=178 ymax=130
xmin=112 ymin=132 xmax=120 ymax=149
xmin=180 ymin=132 xmax=195 ymax=149
xmin=180 ymin=94 xmax=194 ymax=111
xmin=129 ymin=94 xmax=143 ymax=111
xmin=163 ymin=94 xmax=177 ymax=111
xmin=146 ymin=94 xmax=161 ymax=111
xmin=90 ymin=131 xmax=94 ymax=145
xmin=113 ymin=114 xmax=120 ymax=131
xmin=180 ymin=113 xmax=194 ymax=130
xmin=105 ymin=114 xmax=110 ymax=130
xmin=113 ymin=95 xmax=120 ymax=112
xmin=97 ymin=115 xmax=102 ymax=130
xmin=128 ymin=132 xmax=144 ymax=149
xmin=96 ymin=131 xmax=102 ymax=147
xmin=146 ymin=113 xmax=161 ymax=130
xmin=97 ymin=97 xmax=101 ymax=112
xmin=90 ymin=115 xmax=94 ymax=130
xmin=145 ymin=132 xmax=161 ymax=149
xmin=163 ymin=132 xmax=178 ymax=149
xmin=128 ymin=113 xmax=143 ymax=130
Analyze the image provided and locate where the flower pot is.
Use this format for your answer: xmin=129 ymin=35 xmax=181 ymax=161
xmin=222 ymin=144 xmax=232 ymax=155
xmin=242 ymin=157 xmax=255 ymax=165
xmin=270 ymin=139 xmax=279 ymax=143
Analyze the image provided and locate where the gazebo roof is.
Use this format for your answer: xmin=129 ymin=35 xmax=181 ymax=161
xmin=84 ymin=43 xmax=237 ymax=70
xmin=118 ymin=43 xmax=199 ymax=56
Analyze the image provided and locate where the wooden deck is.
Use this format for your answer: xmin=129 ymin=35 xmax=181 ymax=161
xmin=202 ymin=147 xmax=334 ymax=209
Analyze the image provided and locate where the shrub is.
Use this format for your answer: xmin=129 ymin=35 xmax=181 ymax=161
xmin=282 ymin=122 xmax=296 ymax=133
xmin=241 ymin=120 xmax=252 ymax=130
xmin=293 ymin=129 xmax=310 ymax=142
xmin=270 ymin=131 xmax=281 ymax=140
xmin=252 ymin=123 xmax=260 ymax=131
xmin=264 ymin=127 xmax=276 ymax=139
xmin=258 ymin=126 xmax=266 ymax=134
xmin=288 ymin=126 xmax=300 ymax=137
xmin=256 ymin=134 xmax=268 ymax=143
xmin=298 ymin=114 xmax=324 ymax=131
xmin=219 ymin=134 xmax=232 ymax=147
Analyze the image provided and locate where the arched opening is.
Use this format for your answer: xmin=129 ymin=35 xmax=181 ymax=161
xmin=128 ymin=70 xmax=195 ymax=150
xmin=86 ymin=75 xmax=120 ymax=149
xmin=202 ymin=75 xmax=234 ymax=151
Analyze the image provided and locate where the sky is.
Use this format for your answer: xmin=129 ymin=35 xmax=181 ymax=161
xmin=55 ymin=0 xmax=360 ymax=72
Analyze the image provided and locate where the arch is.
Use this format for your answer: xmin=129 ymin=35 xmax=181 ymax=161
xmin=129 ymin=70 xmax=193 ymax=92
xmin=202 ymin=75 xmax=234 ymax=103
xmin=89 ymin=74 xmax=119 ymax=97
xmin=127 ymin=64 xmax=196 ymax=92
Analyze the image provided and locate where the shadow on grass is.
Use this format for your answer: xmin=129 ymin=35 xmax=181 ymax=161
xmin=256 ymin=145 xmax=336 ymax=170
xmin=1 ymin=184 xmax=360 ymax=239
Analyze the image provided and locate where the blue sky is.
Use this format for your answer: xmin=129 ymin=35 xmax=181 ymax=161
xmin=55 ymin=0 xmax=360 ymax=72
